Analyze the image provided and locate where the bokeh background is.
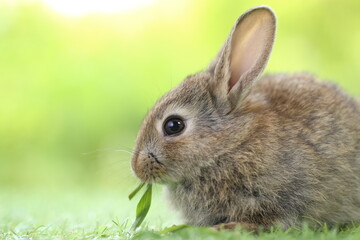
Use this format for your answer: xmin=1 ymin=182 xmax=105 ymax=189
xmin=0 ymin=0 xmax=360 ymax=229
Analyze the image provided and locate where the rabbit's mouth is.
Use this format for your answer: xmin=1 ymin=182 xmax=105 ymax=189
xmin=132 ymin=152 xmax=167 ymax=183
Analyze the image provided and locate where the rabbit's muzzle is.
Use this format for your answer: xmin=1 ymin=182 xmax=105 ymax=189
xmin=131 ymin=152 xmax=167 ymax=183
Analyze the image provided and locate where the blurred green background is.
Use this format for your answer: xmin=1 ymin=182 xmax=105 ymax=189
xmin=0 ymin=0 xmax=359 ymax=217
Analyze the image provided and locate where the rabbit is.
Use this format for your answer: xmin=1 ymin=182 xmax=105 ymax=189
xmin=131 ymin=5 xmax=360 ymax=230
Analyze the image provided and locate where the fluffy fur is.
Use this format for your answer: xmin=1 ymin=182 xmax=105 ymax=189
xmin=131 ymin=6 xmax=360 ymax=230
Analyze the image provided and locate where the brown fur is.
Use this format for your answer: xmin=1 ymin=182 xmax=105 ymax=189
xmin=131 ymin=6 xmax=360 ymax=230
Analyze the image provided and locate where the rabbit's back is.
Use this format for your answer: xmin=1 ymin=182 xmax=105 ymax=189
xmin=246 ymin=73 xmax=360 ymax=226
xmin=253 ymin=73 xmax=360 ymax=155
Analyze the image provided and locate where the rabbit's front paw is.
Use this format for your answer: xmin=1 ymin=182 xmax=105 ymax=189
xmin=212 ymin=222 xmax=259 ymax=232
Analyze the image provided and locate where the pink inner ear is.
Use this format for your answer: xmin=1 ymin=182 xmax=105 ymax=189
xmin=229 ymin=12 xmax=272 ymax=90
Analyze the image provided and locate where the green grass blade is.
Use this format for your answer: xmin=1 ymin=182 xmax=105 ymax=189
xmin=130 ymin=184 xmax=152 ymax=230
xmin=128 ymin=182 xmax=145 ymax=200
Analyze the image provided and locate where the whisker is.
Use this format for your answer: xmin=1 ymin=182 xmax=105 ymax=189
xmin=116 ymin=149 xmax=148 ymax=158
xmin=115 ymin=149 xmax=135 ymax=155
xmin=82 ymin=147 xmax=122 ymax=155
xmin=105 ymin=159 xmax=132 ymax=165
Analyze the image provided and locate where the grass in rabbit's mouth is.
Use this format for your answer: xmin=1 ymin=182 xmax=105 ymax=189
xmin=128 ymin=182 xmax=152 ymax=230
xmin=128 ymin=183 xmax=190 ymax=233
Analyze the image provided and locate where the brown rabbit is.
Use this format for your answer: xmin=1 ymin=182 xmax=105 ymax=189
xmin=131 ymin=6 xmax=360 ymax=230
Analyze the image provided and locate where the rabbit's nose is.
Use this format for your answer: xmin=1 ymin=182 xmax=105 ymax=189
xmin=147 ymin=152 xmax=164 ymax=165
xmin=132 ymin=151 xmax=166 ymax=183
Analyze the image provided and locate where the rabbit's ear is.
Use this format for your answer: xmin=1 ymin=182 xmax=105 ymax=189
xmin=209 ymin=6 xmax=276 ymax=112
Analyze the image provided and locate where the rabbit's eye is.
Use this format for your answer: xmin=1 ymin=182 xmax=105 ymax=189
xmin=163 ymin=117 xmax=185 ymax=136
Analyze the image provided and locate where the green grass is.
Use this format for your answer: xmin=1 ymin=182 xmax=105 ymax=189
xmin=4 ymin=224 xmax=360 ymax=240
xmin=1 ymin=188 xmax=360 ymax=240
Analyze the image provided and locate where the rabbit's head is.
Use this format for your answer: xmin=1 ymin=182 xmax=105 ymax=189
xmin=131 ymin=6 xmax=276 ymax=184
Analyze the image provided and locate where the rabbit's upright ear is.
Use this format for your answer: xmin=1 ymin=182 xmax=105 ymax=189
xmin=208 ymin=6 xmax=276 ymax=113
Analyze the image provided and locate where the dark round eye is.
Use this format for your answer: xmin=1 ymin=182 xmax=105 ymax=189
xmin=163 ymin=117 xmax=185 ymax=136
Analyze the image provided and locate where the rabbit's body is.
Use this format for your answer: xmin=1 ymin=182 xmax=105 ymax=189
xmin=165 ymin=73 xmax=360 ymax=228
xmin=131 ymin=6 xmax=360 ymax=229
